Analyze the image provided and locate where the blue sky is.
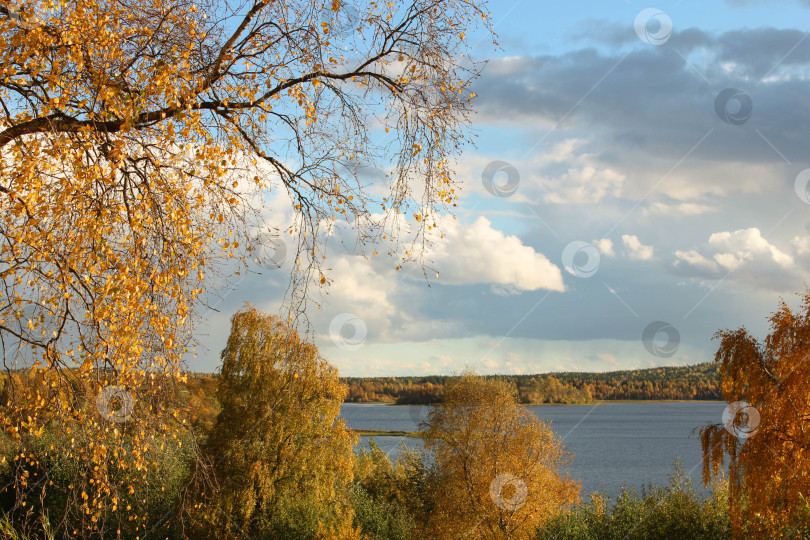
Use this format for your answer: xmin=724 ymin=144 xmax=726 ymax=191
xmin=191 ymin=0 xmax=810 ymax=376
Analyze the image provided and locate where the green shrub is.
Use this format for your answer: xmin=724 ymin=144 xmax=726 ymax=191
xmin=351 ymin=441 xmax=428 ymax=539
xmin=350 ymin=484 xmax=416 ymax=540
xmin=258 ymin=493 xmax=346 ymax=539
xmin=537 ymin=465 xmax=730 ymax=540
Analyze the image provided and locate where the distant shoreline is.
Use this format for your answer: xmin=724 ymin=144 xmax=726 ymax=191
xmin=344 ymin=399 xmax=727 ymax=406
xmin=352 ymin=429 xmax=424 ymax=438
xmin=341 ymin=362 xmax=722 ymax=404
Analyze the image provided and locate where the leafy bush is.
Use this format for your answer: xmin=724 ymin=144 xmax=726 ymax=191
xmin=351 ymin=484 xmax=416 ymax=540
xmin=537 ymin=465 xmax=730 ymax=540
xmin=256 ymin=493 xmax=354 ymax=540
xmin=351 ymin=441 xmax=428 ymax=539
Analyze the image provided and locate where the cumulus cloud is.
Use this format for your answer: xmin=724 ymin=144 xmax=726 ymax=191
xmin=429 ymin=216 xmax=565 ymax=292
xmin=674 ymin=250 xmax=718 ymax=272
xmin=300 ymin=214 xmax=566 ymax=346
xmin=674 ymin=228 xmax=799 ymax=290
xmin=622 ymin=235 xmax=654 ymax=261
xmin=527 ymin=139 xmax=626 ymax=205
xmin=456 ymin=139 xmax=626 ymax=206
xmin=709 ymin=228 xmax=793 ymax=267
xmin=539 ymin=163 xmax=625 ymax=204
xmin=594 ymin=238 xmax=615 ymax=257
xmin=793 ymin=235 xmax=810 ymax=256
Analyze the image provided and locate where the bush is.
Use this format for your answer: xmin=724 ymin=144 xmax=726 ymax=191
xmin=257 ymin=493 xmax=354 ymax=540
xmin=537 ymin=465 xmax=730 ymax=540
xmin=351 ymin=441 xmax=427 ymax=539
xmin=351 ymin=484 xmax=416 ymax=540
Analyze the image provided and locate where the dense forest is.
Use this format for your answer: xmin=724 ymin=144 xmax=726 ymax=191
xmin=342 ymin=362 xmax=722 ymax=404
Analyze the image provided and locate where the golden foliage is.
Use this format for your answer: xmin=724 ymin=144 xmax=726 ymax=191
xmin=700 ymin=290 xmax=810 ymax=537
xmin=187 ymin=305 xmax=359 ymax=538
xmin=424 ymin=373 xmax=581 ymax=539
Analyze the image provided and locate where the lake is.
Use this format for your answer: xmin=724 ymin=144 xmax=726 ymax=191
xmin=340 ymin=401 xmax=728 ymax=497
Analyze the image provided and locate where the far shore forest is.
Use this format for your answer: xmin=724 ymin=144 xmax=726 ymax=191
xmin=345 ymin=362 xmax=722 ymax=404
xmin=181 ymin=362 xmax=722 ymax=417
xmin=340 ymin=363 xmax=721 ymax=404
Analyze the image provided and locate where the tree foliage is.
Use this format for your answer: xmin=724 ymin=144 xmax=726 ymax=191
xmin=187 ymin=304 xmax=358 ymax=539
xmin=700 ymin=290 xmax=810 ymax=537
xmin=0 ymin=0 xmax=493 ymax=527
xmin=424 ymin=373 xmax=580 ymax=539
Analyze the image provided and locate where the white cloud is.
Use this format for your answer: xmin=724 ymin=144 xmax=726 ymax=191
xmin=541 ymin=165 xmax=625 ymax=205
xmin=622 ymin=235 xmax=654 ymax=261
xmin=530 ymin=140 xmax=626 ymax=205
xmin=482 ymin=357 xmax=500 ymax=369
xmin=303 ymin=214 xmax=565 ymax=346
xmin=645 ymin=201 xmax=716 ymax=216
xmin=454 ymin=139 xmax=625 ymax=205
xmin=708 ymin=228 xmax=793 ymax=269
xmin=593 ymin=238 xmax=615 ymax=257
xmin=674 ymin=228 xmax=800 ymax=291
xmin=793 ymin=235 xmax=810 ymax=256
xmin=674 ymin=249 xmax=718 ymax=272
xmin=429 ymin=216 xmax=565 ymax=292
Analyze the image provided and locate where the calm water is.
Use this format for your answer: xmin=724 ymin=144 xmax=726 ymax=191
xmin=340 ymin=401 xmax=728 ymax=497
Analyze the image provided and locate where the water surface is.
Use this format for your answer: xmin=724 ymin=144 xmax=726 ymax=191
xmin=340 ymin=401 xmax=727 ymax=497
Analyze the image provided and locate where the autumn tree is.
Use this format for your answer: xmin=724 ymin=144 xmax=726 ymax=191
xmin=700 ymin=290 xmax=810 ymax=537
xmin=0 ymin=0 xmax=493 ymax=530
xmin=186 ymin=305 xmax=358 ymax=539
xmin=423 ymin=373 xmax=580 ymax=539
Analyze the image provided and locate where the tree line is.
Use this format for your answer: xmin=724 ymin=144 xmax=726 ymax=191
xmin=343 ymin=363 xmax=722 ymax=404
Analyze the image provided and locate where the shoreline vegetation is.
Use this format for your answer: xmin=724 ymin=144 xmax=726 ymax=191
xmin=177 ymin=363 xmax=722 ymax=427
xmin=352 ymin=430 xmax=425 ymax=438
xmin=352 ymin=398 xmax=727 ymax=406
xmin=340 ymin=362 xmax=721 ymax=405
